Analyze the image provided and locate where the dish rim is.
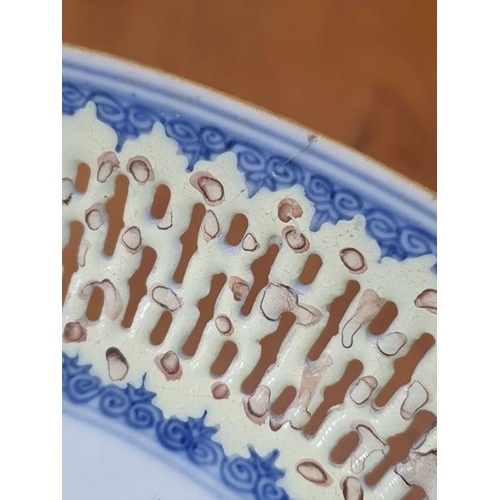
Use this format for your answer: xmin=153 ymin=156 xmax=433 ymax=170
xmin=62 ymin=43 xmax=436 ymax=208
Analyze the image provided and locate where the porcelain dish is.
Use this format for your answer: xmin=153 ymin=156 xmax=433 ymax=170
xmin=62 ymin=47 xmax=437 ymax=500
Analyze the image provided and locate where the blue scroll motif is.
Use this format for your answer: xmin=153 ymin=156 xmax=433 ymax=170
xmin=62 ymin=81 xmax=436 ymax=261
xmin=62 ymin=353 xmax=289 ymax=500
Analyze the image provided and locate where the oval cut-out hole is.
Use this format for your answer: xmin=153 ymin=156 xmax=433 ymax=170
xmin=298 ymin=253 xmax=323 ymax=285
xmin=85 ymin=286 xmax=104 ymax=322
xmin=62 ymin=220 xmax=84 ymax=304
xmin=182 ymin=273 xmax=227 ymax=357
xmin=364 ymin=410 xmax=437 ymax=487
xmin=368 ymin=301 xmax=398 ymax=335
xmin=121 ymin=246 xmax=157 ymax=328
xmin=271 ymin=385 xmax=297 ymax=415
xmin=150 ymin=184 xmax=171 ymax=219
xmin=330 ymin=431 xmax=360 ymax=464
xmin=225 ymin=213 xmax=248 ymax=246
xmin=241 ymin=312 xmax=296 ymax=395
xmin=303 ymin=359 xmax=363 ymax=436
xmin=74 ymin=162 xmax=90 ymax=193
xmin=173 ymin=203 xmax=206 ymax=284
xmin=149 ymin=311 xmax=173 ymax=346
xmin=104 ymin=174 xmax=129 ymax=256
xmin=241 ymin=244 xmax=280 ymax=316
xmin=374 ymin=333 xmax=435 ymax=408
xmin=211 ymin=341 xmax=238 ymax=376
xmin=307 ymin=280 xmax=360 ymax=361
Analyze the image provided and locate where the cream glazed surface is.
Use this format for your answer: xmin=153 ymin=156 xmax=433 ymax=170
xmin=63 ymin=103 xmax=436 ymax=500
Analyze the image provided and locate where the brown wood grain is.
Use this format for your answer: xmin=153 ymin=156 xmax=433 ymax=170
xmin=63 ymin=0 xmax=436 ymax=190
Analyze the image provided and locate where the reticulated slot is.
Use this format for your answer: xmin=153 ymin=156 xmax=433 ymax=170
xmin=374 ymin=333 xmax=435 ymax=408
xmin=330 ymin=431 xmax=360 ymax=465
xmin=298 ymin=253 xmax=323 ymax=286
xmin=210 ymin=341 xmax=238 ymax=376
xmin=182 ymin=273 xmax=227 ymax=357
xmin=121 ymin=246 xmax=157 ymax=328
xmin=303 ymin=359 xmax=364 ymax=437
xmin=364 ymin=410 xmax=437 ymax=487
xmin=103 ymin=174 xmax=129 ymax=256
xmin=270 ymin=385 xmax=297 ymax=416
xmin=173 ymin=203 xmax=206 ymax=284
xmin=307 ymin=280 xmax=360 ymax=361
xmin=85 ymin=286 xmax=104 ymax=322
xmin=74 ymin=162 xmax=90 ymax=193
xmin=368 ymin=300 xmax=398 ymax=335
xmin=149 ymin=311 xmax=173 ymax=346
xmin=241 ymin=312 xmax=296 ymax=395
xmin=402 ymin=487 xmax=426 ymax=500
xmin=225 ymin=213 xmax=248 ymax=246
xmin=150 ymin=184 xmax=171 ymax=219
xmin=241 ymin=244 xmax=280 ymax=316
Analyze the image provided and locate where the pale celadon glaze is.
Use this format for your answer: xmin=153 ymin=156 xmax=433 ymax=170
xmin=63 ymin=104 xmax=436 ymax=500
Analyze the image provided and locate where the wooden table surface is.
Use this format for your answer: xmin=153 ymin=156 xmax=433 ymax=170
xmin=63 ymin=0 xmax=436 ymax=191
